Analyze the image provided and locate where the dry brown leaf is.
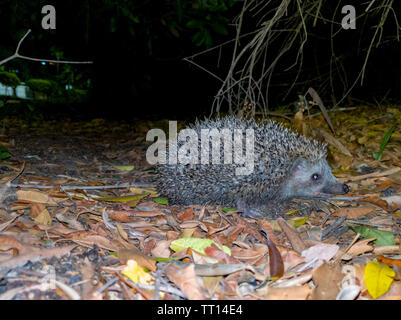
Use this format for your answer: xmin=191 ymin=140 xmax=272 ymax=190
xmin=116 ymin=223 xmax=128 ymax=241
xmin=203 ymin=221 xmax=230 ymax=235
xmin=373 ymin=177 xmax=400 ymax=192
xmin=256 ymin=219 xmax=279 ymax=246
xmin=181 ymin=228 xmax=196 ymax=238
xmin=151 ymin=240 xmax=172 ymax=258
xmin=315 ymin=128 xmax=352 ymax=157
xmin=0 ymin=235 xmax=23 ymax=255
xmin=277 ymin=218 xmax=307 ymax=253
xmin=377 ymin=255 xmax=401 ymax=268
xmin=346 ymin=238 xmax=374 ymax=257
xmin=106 ymin=211 xmax=132 ymax=222
xmin=30 ymin=203 xmax=46 ymax=218
xmin=231 ymin=244 xmax=268 ymax=261
xmin=373 ymin=245 xmax=401 ymax=255
xmin=81 ymin=257 xmax=96 ymax=300
xmin=202 ymin=276 xmax=222 ymax=297
xmin=179 ymin=220 xmax=208 ymax=232
xmin=17 ymin=190 xmax=56 ymax=205
xmin=204 ymin=243 xmax=239 ymax=264
xmin=164 ymin=263 xmax=207 ymax=300
xmin=34 ymin=208 xmax=52 ymax=226
xmin=130 ymin=210 xmax=165 ymax=217
xmin=332 ymin=207 xmax=374 ymax=219
xmin=118 ymin=247 xmax=156 ymax=271
xmin=280 ymin=247 xmax=306 ymax=271
xmin=302 ymin=244 xmax=339 ymax=267
xmin=177 ymin=207 xmax=195 ymax=221
xmin=382 ymin=196 xmax=401 ymax=210
xmin=72 ymin=235 xmax=120 ymax=252
xmin=0 ymin=245 xmax=76 ymax=269
xmin=311 ymin=262 xmax=343 ymax=299
xmin=357 ymin=196 xmax=391 ymax=212
xmin=231 ymin=214 xmax=264 ymax=242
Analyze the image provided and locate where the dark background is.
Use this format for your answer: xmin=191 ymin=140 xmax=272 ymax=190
xmin=0 ymin=0 xmax=400 ymax=121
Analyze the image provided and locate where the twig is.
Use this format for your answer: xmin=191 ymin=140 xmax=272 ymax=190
xmin=0 ymin=29 xmax=93 ymax=66
xmin=10 ymin=182 xmax=154 ymax=190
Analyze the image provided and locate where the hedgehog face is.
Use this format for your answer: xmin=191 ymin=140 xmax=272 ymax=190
xmin=278 ymin=157 xmax=349 ymax=200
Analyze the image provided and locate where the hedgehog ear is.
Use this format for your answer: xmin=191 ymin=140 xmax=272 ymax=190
xmin=291 ymin=157 xmax=307 ymax=173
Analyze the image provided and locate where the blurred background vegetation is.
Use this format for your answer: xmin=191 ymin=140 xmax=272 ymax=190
xmin=0 ymin=0 xmax=400 ymax=120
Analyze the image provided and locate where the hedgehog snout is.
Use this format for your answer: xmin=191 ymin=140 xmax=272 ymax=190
xmin=342 ymin=183 xmax=350 ymax=194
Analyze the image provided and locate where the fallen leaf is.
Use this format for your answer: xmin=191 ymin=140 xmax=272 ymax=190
xmin=151 ymin=240 xmax=172 ymax=258
xmin=332 ymin=207 xmax=373 ymax=219
xmin=177 ymin=207 xmax=194 ymax=221
xmin=364 ymin=260 xmax=395 ymax=299
xmin=170 ymin=238 xmax=231 ymax=256
xmin=17 ymin=190 xmax=51 ymax=204
xmin=349 ymin=226 xmax=396 ymax=246
xmin=302 ymin=243 xmax=339 ymax=267
xmin=34 ymin=208 xmax=52 ymax=226
xmin=377 ymin=255 xmax=401 ymax=269
xmin=122 ymin=259 xmax=154 ymax=284
xmin=165 ymin=263 xmax=206 ymax=300
xmin=118 ymin=247 xmax=157 ymax=271
xmin=311 ymin=262 xmax=343 ymax=299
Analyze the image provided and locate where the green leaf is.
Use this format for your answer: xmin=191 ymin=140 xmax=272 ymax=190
xmin=170 ymin=238 xmax=231 ymax=256
xmin=153 ymin=197 xmax=168 ymax=205
xmin=152 ymin=256 xmax=181 ymax=262
xmin=349 ymin=226 xmax=396 ymax=246
xmin=0 ymin=146 xmax=11 ymax=161
xmin=222 ymin=207 xmax=237 ymax=213
xmin=373 ymin=122 xmax=398 ymax=160
xmin=192 ymin=31 xmax=205 ymax=46
xmin=211 ymin=23 xmax=228 ymax=35
xmin=186 ymin=20 xmax=203 ymax=29
xmin=203 ymin=29 xmax=212 ymax=48
xmin=107 ymin=163 xmax=134 ymax=172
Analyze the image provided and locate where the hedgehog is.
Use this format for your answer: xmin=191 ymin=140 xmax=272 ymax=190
xmin=154 ymin=116 xmax=349 ymax=218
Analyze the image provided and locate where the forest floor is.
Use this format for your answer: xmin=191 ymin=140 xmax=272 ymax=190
xmin=0 ymin=105 xmax=401 ymax=300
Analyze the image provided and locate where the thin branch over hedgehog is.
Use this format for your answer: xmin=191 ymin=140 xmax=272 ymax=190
xmin=155 ymin=116 xmax=349 ymax=218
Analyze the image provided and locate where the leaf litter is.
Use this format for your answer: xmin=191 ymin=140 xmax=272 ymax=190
xmin=0 ymin=109 xmax=401 ymax=300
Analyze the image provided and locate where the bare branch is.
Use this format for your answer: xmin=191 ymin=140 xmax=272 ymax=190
xmin=0 ymin=29 xmax=93 ymax=67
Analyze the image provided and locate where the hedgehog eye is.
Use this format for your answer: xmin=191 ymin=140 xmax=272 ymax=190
xmin=311 ymin=173 xmax=320 ymax=181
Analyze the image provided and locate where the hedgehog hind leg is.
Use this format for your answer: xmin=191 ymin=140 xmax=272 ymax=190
xmin=236 ymin=199 xmax=297 ymax=219
xmin=236 ymin=199 xmax=271 ymax=218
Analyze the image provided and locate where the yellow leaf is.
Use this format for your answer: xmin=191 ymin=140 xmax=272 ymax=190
xmin=364 ymin=260 xmax=395 ymax=299
xmin=181 ymin=228 xmax=196 ymax=238
xmin=129 ymin=187 xmax=159 ymax=198
xmin=292 ymin=216 xmax=309 ymax=227
xmin=122 ymin=259 xmax=154 ymax=285
xmin=284 ymin=209 xmax=300 ymax=216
